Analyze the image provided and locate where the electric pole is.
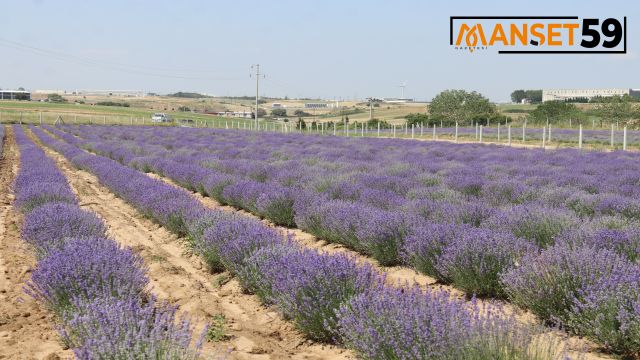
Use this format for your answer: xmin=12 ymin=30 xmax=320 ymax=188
xmin=250 ymin=64 xmax=264 ymax=127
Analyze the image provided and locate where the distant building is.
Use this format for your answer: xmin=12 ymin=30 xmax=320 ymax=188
xmin=0 ymin=90 xmax=31 ymax=100
xmin=214 ymin=111 xmax=253 ymax=118
xmin=304 ymin=103 xmax=329 ymax=109
xmin=383 ymin=98 xmax=414 ymax=103
xmin=272 ymin=103 xmax=283 ymax=108
xmin=542 ymin=88 xmax=640 ymax=102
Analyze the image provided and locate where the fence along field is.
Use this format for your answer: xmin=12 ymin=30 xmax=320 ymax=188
xmin=43 ymin=124 xmax=640 ymax=358
xmin=1 ymin=104 xmax=640 ymax=151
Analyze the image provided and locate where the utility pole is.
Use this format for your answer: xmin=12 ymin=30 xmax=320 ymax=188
xmin=250 ymin=64 xmax=264 ymax=127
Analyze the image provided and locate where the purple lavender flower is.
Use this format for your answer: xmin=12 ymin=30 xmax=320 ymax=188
xmin=60 ymin=296 xmax=203 ymax=359
xmin=22 ymin=202 xmax=107 ymax=258
xmin=25 ymin=237 xmax=148 ymax=317
xmin=486 ymin=204 xmax=579 ymax=248
xmin=258 ymin=248 xmax=382 ymax=342
xmin=435 ymin=228 xmax=536 ymax=298
xmin=501 ymin=242 xmax=637 ymax=326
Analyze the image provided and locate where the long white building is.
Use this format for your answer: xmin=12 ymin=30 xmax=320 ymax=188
xmin=542 ymin=88 xmax=640 ymax=102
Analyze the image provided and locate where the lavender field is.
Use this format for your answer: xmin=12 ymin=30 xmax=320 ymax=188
xmin=32 ymin=124 xmax=637 ymax=358
xmin=5 ymin=122 xmax=640 ymax=359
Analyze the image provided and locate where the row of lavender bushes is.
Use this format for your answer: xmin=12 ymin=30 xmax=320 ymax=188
xmin=12 ymin=126 xmax=203 ymax=359
xmin=31 ymin=125 xmax=566 ymax=359
xmin=49 ymin=125 xmax=640 ymax=357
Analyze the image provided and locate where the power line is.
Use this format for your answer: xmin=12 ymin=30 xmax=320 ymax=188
xmin=0 ymin=37 xmax=241 ymax=81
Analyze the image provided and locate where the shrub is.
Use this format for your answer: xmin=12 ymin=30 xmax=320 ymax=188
xmin=436 ymin=228 xmax=535 ymax=298
xmin=199 ymin=215 xmax=285 ymax=274
xmin=295 ymin=198 xmax=406 ymax=265
xmin=60 ymin=296 xmax=202 ymax=359
xmin=337 ymin=285 xmax=556 ymax=360
xmin=501 ymin=243 xmax=637 ymax=325
xmin=25 ymin=237 xmax=148 ymax=317
xmin=259 ymin=248 xmax=382 ymax=342
xmin=255 ymin=185 xmax=296 ymax=226
xmin=486 ymin=205 xmax=579 ymax=248
xmin=402 ymin=223 xmax=464 ymax=282
xmin=22 ymin=202 xmax=107 ymax=258
xmin=569 ymin=275 xmax=640 ymax=356
xmin=15 ymin=182 xmax=76 ymax=212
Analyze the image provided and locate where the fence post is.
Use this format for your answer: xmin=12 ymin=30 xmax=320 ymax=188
xmin=411 ymin=124 xmax=414 ymax=139
xmin=433 ymin=124 xmax=436 ymax=140
xmin=522 ymin=123 xmax=526 ymax=142
xmin=377 ymin=122 xmax=380 ymax=137
xmin=579 ymin=124 xmax=583 ymax=149
xmin=361 ymin=122 xmax=364 ymax=137
xmin=393 ymin=124 xmax=396 ymax=138
xmin=420 ymin=123 xmax=424 ymax=137
xmin=623 ymin=126 xmax=627 ymax=151
xmin=455 ymin=122 xmax=458 ymax=142
xmin=39 ymin=111 xmax=43 ymax=125
xmin=497 ymin=123 xmax=501 ymax=141
xmin=542 ymin=126 xmax=546 ymax=148
xmin=475 ymin=122 xmax=478 ymax=139
xmin=508 ymin=125 xmax=512 ymax=146
xmin=548 ymin=125 xmax=551 ymax=143
xmin=611 ymin=124 xmax=615 ymax=149
xmin=479 ymin=125 xmax=483 ymax=143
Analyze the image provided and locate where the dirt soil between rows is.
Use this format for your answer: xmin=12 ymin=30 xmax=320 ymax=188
xmin=0 ymin=126 xmax=72 ymax=360
xmin=32 ymin=128 xmax=351 ymax=360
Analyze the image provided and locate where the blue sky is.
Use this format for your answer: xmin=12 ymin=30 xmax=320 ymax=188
xmin=0 ymin=0 xmax=638 ymax=101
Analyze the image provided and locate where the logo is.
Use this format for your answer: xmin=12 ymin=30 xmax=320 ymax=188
xmin=450 ymin=16 xmax=627 ymax=54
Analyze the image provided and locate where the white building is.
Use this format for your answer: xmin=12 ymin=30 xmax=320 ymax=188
xmin=542 ymin=88 xmax=640 ymax=102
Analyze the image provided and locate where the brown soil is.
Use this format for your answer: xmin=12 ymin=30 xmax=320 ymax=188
xmin=32 ymin=129 xmax=351 ymax=360
xmin=0 ymin=126 xmax=72 ymax=360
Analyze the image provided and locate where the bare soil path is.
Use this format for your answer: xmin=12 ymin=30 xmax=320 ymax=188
xmin=33 ymin=129 xmax=351 ymax=360
xmin=0 ymin=126 xmax=72 ymax=360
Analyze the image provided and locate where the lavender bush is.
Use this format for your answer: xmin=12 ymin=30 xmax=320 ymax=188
xmin=501 ymin=243 xmax=638 ymax=326
xmin=337 ymin=285 xmax=559 ymax=360
xmin=198 ymin=215 xmax=284 ymax=273
xmin=402 ymin=223 xmax=465 ymax=282
xmin=22 ymin=202 xmax=107 ymax=258
xmin=487 ymin=204 xmax=579 ymax=248
xmin=60 ymin=296 xmax=203 ymax=359
xmin=258 ymin=248 xmax=382 ymax=342
xmin=25 ymin=237 xmax=148 ymax=318
xmin=435 ymin=228 xmax=535 ymax=298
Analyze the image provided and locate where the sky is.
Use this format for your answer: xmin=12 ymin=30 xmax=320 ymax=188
xmin=0 ymin=0 xmax=638 ymax=102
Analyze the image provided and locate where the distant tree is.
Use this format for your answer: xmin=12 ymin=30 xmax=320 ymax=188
xmin=294 ymin=109 xmax=311 ymax=117
xmin=252 ymin=108 xmax=267 ymax=119
xmin=525 ymin=90 xmax=542 ymax=103
xmin=17 ymin=87 xmax=25 ymax=91
xmin=47 ymin=93 xmax=67 ymax=103
xmin=511 ymin=90 xmax=526 ymax=103
xmin=271 ymin=108 xmax=287 ymax=117
xmin=367 ymin=118 xmax=391 ymax=128
xmin=178 ymin=106 xmax=191 ymax=112
xmin=511 ymin=89 xmax=542 ymax=103
xmin=529 ymin=101 xmax=581 ymax=124
xmin=405 ymin=113 xmax=429 ymax=127
xmin=595 ymin=96 xmax=635 ymax=126
xmin=429 ymin=90 xmax=496 ymax=125
xmin=296 ymin=117 xmax=306 ymax=129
